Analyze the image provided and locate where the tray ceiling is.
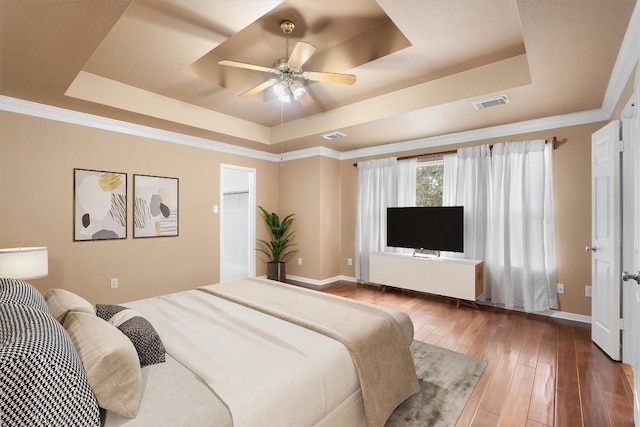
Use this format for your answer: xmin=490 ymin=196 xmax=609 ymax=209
xmin=0 ymin=0 xmax=636 ymax=154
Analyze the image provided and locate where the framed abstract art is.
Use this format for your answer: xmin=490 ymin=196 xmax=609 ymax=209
xmin=133 ymin=174 xmax=179 ymax=238
xmin=74 ymin=168 xmax=127 ymax=241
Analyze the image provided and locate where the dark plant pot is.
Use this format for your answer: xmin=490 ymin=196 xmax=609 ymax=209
xmin=267 ymin=261 xmax=286 ymax=282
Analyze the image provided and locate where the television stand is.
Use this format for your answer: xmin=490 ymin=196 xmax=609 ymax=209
xmin=369 ymin=252 xmax=483 ymax=302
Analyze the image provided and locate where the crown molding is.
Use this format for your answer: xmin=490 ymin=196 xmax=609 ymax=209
xmin=1 ymin=3 xmax=636 ymax=163
xmin=601 ymin=0 xmax=640 ymax=118
xmin=279 ymin=146 xmax=343 ymax=162
xmin=0 ymin=96 xmax=280 ymax=162
xmin=0 ymin=32 xmax=631 ymax=167
xmin=340 ymin=108 xmax=607 ymax=160
xmin=0 ymin=94 xmax=613 ymax=164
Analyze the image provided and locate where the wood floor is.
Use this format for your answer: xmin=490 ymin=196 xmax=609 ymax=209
xmin=310 ymin=281 xmax=634 ymax=427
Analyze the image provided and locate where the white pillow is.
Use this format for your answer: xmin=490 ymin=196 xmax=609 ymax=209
xmin=45 ymin=288 xmax=95 ymax=323
xmin=64 ymin=311 xmax=142 ymax=418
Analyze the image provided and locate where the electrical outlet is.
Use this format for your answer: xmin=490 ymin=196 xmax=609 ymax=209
xmin=110 ymin=278 xmax=119 ymax=289
xmin=556 ymin=283 xmax=565 ymax=294
xmin=347 ymin=258 xmax=353 ymax=266
xmin=298 ymin=258 xmax=302 ymax=266
xmin=585 ymin=285 xmax=592 ymax=297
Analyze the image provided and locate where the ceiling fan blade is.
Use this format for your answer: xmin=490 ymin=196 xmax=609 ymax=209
xmin=303 ymin=71 xmax=356 ymax=85
xmin=239 ymin=79 xmax=278 ymax=98
xmin=298 ymin=90 xmax=314 ymax=106
xmin=288 ymin=42 xmax=316 ymax=70
xmin=219 ymin=59 xmax=273 ymax=74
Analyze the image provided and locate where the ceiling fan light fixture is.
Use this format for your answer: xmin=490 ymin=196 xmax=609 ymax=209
xmin=290 ymin=80 xmax=305 ymax=100
xmin=219 ymin=19 xmax=355 ymax=105
xmin=273 ymin=78 xmax=305 ymax=103
xmin=273 ymin=81 xmax=291 ymax=102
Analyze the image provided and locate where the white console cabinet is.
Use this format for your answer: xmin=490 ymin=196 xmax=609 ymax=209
xmin=369 ymin=252 xmax=483 ymax=301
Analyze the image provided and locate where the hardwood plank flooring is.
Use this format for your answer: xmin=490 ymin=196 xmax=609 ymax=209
xmin=302 ymin=281 xmax=634 ymax=426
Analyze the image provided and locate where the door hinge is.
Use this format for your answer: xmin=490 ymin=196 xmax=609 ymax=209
xmin=619 ymin=140 xmax=625 ymax=152
xmin=619 ymin=318 xmax=625 ymax=331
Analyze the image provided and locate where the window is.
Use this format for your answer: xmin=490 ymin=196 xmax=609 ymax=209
xmin=415 ymin=160 xmax=443 ymax=207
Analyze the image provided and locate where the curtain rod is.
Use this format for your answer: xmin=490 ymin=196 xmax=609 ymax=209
xmin=352 ymin=137 xmax=557 ymax=167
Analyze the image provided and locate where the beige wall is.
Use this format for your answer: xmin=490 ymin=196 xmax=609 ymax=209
xmin=277 ymin=157 xmax=318 ymax=278
xmin=277 ymin=156 xmax=342 ymax=281
xmin=0 ymin=109 xmax=609 ymax=316
xmin=318 ymin=157 xmax=342 ymax=279
xmin=336 ymin=122 xmax=605 ymax=316
xmin=0 ymin=111 xmax=278 ymax=304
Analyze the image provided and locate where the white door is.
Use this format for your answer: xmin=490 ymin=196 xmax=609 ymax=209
xmin=220 ymin=164 xmax=256 ymax=282
xmin=590 ymin=121 xmax=621 ymax=361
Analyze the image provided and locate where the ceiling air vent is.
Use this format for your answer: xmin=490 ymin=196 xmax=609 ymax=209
xmin=472 ymin=94 xmax=510 ymax=110
xmin=322 ymin=131 xmax=347 ymax=140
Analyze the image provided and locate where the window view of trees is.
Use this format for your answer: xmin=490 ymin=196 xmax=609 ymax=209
xmin=416 ymin=161 xmax=443 ymax=207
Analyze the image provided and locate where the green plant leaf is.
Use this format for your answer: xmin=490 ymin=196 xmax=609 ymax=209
xmin=256 ymin=206 xmax=296 ymax=263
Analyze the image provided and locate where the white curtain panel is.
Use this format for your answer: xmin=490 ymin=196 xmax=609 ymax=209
xmin=354 ymin=157 xmax=398 ymax=282
xmin=486 ymin=140 xmax=558 ymax=312
xmin=443 ymin=141 xmax=557 ymax=312
xmin=397 ymin=158 xmax=417 ymax=207
xmin=442 ymin=153 xmax=458 ymax=207
xmin=394 ymin=158 xmax=418 ymax=255
xmin=442 ymin=146 xmax=490 ymax=263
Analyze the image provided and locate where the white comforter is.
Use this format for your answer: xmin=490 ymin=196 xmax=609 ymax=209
xmin=125 ymin=289 xmax=361 ymax=427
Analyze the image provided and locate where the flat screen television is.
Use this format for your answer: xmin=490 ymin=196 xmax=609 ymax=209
xmin=386 ymin=206 xmax=464 ymax=253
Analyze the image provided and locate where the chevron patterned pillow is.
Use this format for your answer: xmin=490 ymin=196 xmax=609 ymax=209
xmin=0 ymin=304 xmax=100 ymax=426
xmin=96 ymin=304 xmax=166 ymax=367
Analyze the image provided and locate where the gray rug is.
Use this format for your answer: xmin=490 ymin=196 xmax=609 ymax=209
xmin=386 ymin=341 xmax=487 ymax=427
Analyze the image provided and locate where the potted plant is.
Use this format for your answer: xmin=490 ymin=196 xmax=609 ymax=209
xmin=256 ymin=206 xmax=296 ymax=282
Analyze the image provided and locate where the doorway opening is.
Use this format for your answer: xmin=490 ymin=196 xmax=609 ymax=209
xmin=220 ymin=164 xmax=256 ymax=282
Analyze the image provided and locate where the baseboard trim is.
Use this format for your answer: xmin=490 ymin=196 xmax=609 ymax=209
xmin=474 ymin=300 xmax=592 ymax=324
xmin=265 ymin=274 xmax=593 ymax=323
xmin=285 ymin=274 xmax=357 ymax=287
xmin=542 ymin=310 xmax=592 ymax=324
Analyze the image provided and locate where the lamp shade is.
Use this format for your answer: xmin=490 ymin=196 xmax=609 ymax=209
xmin=0 ymin=247 xmax=48 ymax=279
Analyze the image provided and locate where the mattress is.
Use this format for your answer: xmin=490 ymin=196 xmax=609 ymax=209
xmin=103 ymin=280 xmax=416 ymax=426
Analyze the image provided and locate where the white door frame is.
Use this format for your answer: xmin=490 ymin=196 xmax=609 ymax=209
xmin=629 ymin=69 xmax=640 ymax=426
xmin=219 ymin=164 xmax=256 ymax=281
xmin=622 ymin=102 xmax=636 ymax=365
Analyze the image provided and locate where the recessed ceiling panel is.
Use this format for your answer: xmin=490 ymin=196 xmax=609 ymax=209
xmin=1 ymin=0 xmax=635 ymax=153
xmin=187 ymin=0 xmax=411 ymax=103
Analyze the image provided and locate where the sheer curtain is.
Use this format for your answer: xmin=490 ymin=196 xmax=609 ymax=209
xmin=394 ymin=158 xmax=418 ymax=254
xmin=442 ymin=154 xmax=458 ymax=206
xmin=442 ymin=145 xmax=490 ymax=262
xmin=354 ymin=157 xmax=398 ymax=282
xmin=397 ymin=158 xmax=417 ymax=207
xmin=443 ymin=141 xmax=557 ymax=312
xmin=485 ymin=140 xmax=557 ymax=312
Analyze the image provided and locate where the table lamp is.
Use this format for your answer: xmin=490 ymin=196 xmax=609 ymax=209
xmin=0 ymin=247 xmax=48 ymax=279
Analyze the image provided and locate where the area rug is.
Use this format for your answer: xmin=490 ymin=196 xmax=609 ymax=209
xmin=386 ymin=341 xmax=487 ymax=427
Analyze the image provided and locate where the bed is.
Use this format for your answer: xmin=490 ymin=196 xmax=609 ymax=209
xmin=0 ymin=277 xmax=419 ymax=427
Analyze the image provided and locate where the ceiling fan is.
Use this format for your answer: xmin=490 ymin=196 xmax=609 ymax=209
xmin=218 ymin=20 xmax=357 ymax=105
